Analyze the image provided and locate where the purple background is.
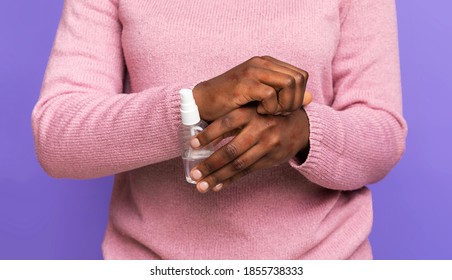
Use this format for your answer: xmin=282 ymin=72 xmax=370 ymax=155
xmin=1 ymin=0 xmax=451 ymax=259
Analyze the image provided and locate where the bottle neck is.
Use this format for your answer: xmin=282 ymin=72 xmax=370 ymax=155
xmin=181 ymin=109 xmax=201 ymax=126
xmin=179 ymin=88 xmax=201 ymax=125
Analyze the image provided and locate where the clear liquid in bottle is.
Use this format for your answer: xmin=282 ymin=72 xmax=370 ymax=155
xmin=182 ymin=149 xmax=213 ymax=184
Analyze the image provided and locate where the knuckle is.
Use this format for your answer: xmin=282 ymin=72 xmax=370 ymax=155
xmin=294 ymin=73 xmax=305 ymax=85
xmin=249 ymin=56 xmax=263 ymax=65
xmin=232 ymin=158 xmax=247 ymax=171
xmin=269 ymin=136 xmax=282 ymax=149
xmin=247 ymin=79 xmax=261 ymax=88
xmin=223 ymin=143 xmax=239 ymax=159
xmin=263 ymin=87 xmax=276 ymax=99
xmin=242 ymin=65 xmax=256 ymax=78
xmin=285 ymin=76 xmax=296 ymax=88
xmin=264 ymin=138 xmax=279 ymax=150
xmin=301 ymin=70 xmax=309 ymax=81
xmin=221 ymin=115 xmax=234 ymax=129
xmin=242 ymin=133 xmax=256 ymax=147
xmin=272 ymin=139 xmax=282 ymax=149
xmin=259 ymin=57 xmax=272 ymax=68
xmin=262 ymin=117 xmax=277 ymax=129
xmin=282 ymin=103 xmax=292 ymax=111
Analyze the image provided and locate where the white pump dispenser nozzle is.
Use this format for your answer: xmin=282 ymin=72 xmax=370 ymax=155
xmin=179 ymin=89 xmax=201 ymax=126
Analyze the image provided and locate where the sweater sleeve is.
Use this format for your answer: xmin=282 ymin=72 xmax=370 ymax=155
xmin=32 ymin=0 xmax=184 ymax=179
xmin=289 ymin=0 xmax=407 ymax=191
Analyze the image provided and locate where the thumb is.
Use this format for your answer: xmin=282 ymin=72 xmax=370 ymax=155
xmin=302 ymin=91 xmax=313 ymax=106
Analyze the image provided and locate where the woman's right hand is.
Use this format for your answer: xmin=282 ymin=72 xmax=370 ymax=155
xmin=193 ymin=56 xmax=311 ymax=121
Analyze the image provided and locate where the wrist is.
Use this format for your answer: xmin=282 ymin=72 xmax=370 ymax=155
xmin=295 ymin=142 xmax=310 ymax=164
xmin=192 ymin=82 xmax=208 ymax=121
xmin=294 ymin=108 xmax=311 ymax=164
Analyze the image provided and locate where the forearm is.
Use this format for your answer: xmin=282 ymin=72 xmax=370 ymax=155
xmin=290 ymin=102 xmax=407 ymax=191
xmin=32 ymin=86 xmax=182 ymax=179
xmin=289 ymin=0 xmax=407 ymax=190
xmin=32 ymin=0 xmax=188 ymax=179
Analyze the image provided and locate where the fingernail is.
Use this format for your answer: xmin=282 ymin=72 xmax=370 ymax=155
xmin=190 ymin=138 xmax=201 ymax=148
xmin=191 ymin=169 xmax=202 ymax=181
xmin=198 ymin=181 xmax=209 ymax=193
xmin=213 ymin=183 xmax=223 ymax=192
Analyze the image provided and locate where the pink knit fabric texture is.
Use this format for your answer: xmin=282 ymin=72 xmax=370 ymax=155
xmin=32 ymin=0 xmax=407 ymax=259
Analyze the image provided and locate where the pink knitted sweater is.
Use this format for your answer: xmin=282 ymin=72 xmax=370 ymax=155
xmin=32 ymin=0 xmax=406 ymax=259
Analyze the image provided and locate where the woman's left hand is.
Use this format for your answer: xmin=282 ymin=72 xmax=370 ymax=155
xmin=189 ymin=105 xmax=310 ymax=193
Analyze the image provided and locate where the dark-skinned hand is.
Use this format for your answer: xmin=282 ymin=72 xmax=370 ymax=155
xmin=193 ymin=56 xmax=311 ymax=121
xmin=189 ymin=105 xmax=310 ymax=193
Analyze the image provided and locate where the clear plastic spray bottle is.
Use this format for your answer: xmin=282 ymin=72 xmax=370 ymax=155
xmin=179 ymin=89 xmax=214 ymax=184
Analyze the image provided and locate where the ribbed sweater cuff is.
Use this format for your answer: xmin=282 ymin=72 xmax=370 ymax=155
xmin=163 ymin=87 xmax=183 ymax=133
xmin=289 ymin=102 xmax=346 ymax=188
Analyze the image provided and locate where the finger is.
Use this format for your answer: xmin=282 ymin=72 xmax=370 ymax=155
xmin=260 ymin=56 xmax=309 ymax=110
xmin=196 ymin=144 xmax=266 ymax=193
xmin=256 ymin=102 xmax=279 ymax=115
xmin=217 ymin=154 xmax=275 ymax=190
xmin=191 ymin=128 xmax=240 ymax=149
xmin=302 ymin=90 xmax=313 ymax=106
xmin=191 ymin=124 xmax=260 ymax=185
xmin=278 ymin=69 xmax=304 ymax=111
xmin=240 ymin=67 xmax=286 ymax=114
xmin=241 ymin=81 xmax=280 ymax=115
xmin=249 ymin=67 xmax=296 ymax=113
xmin=257 ymin=60 xmax=301 ymax=111
xmin=257 ymin=92 xmax=279 ymax=114
xmin=192 ymin=109 xmax=251 ymax=148
xmin=260 ymin=56 xmax=309 ymax=81
xmin=277 ymin=85 xmax=295 ymax=112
